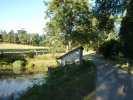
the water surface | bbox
[0,74,45,100]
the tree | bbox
[94,0,129,33]
[119,0,133,58]
[8,30,17,43]
[1,30,8,43]
[30,33,40,46]
[0,30,3,42]
[17,29,28,44]
[39,34,46,46]
[44,0,97,51]
[95,0,133,58]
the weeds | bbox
[20,60,96,100]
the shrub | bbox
[26,50,35,58]
[35,54,60,60]
[47,60,94,87]
[99,39,119,59]
[12,60,26,74]
[82,59,95,69]
[0,51,4,58]
[26,63,35,71]
[119,6,133,58]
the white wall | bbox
[61,49,81,65]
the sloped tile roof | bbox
[58,46,84,59]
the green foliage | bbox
[0,29,45,46]
[8,30,17,43]
[25,50,35,58]
[82,59,95,69]
[26,63,35,71]
[95,0,128,32]
[0,54,57,76]
[95,0,128,15]
[47,60,94,87]
[12,60,26,73]
[0,34,2,42]
[119,0,133,58]
[95,0,133,59]
[0,51,4,58]
[97,13,115,32]
[99,39,119,59]
[44,0,98,50]
[35,54,60,60]
[20,60,96,100]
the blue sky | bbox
[0,0,47,34]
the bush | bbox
[119,16,133,58]
[26,50,35,58]
[99,39,119,59]
[82,59,95,69]
[12,60,26,73]
[0,51,4,58]
[47,60,94,87]
[26,63,35,71]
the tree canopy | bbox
[95,0,133,58]
[0,29,45,46]
[44,0,98,51]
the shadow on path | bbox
[84,54,133,100]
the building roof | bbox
[58,46,84,59]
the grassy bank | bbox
[20,60,96,100]
[0,54,59,78]
[96,54,133,74]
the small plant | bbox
[12,60,26,74]
[26,50,35,58]
[26,63,35,71]
[0,51,4,58]
[99,39,119,59]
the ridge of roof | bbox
[58,46,84,59]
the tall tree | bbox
[1,30,8,43]
[8,30,17,43]
[30,33,40,46]
[17,29,28,44]
[119,0,133,58]
[95,0,128,32]
[95,0,133,58]
[0,30,3,42]
[45,0,97,51]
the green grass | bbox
[34,53,63,60]
[96,54,133,74]
[0,43,49,57]
[0,54,59,78]
[19,60,96,100]
[0,43,47,49]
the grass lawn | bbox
[0,43,47,49]
[20,60,96,100]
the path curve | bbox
[86,55,133,100]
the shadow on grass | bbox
[19,60,96,100]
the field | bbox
[0,43,49,57]
[0,43,47,49]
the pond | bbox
[0,73,46,100]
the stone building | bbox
[58,46,84,65]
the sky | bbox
[0,0,47,35]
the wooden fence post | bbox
[48,67,53,88]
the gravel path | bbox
[86,55,133,100]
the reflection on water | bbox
[0,74,45,100]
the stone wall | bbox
[61,49,81,65]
